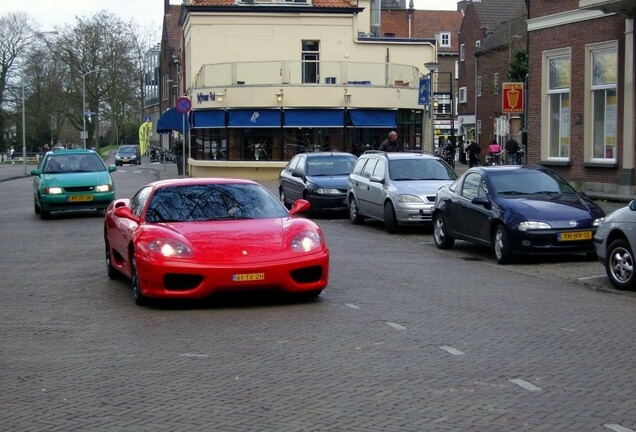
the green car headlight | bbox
[96,185,112,192]
[45,187,63,195]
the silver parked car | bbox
[347,151,457,233]
[594,200,636,290]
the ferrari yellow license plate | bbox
[68,195,94,202]
[558,231,592,241]
[233,273,265,282]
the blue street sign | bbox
[418,76,431,105]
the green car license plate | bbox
[558,231,592,241]
[68,195,94,202]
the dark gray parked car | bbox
[347,151,457,233]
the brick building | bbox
[527,0,635,194]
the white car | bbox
[594,200,636,290]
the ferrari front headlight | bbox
[145,239,193,258]
[291,231,323,252]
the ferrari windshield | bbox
[489,169,577,195]
[145,183,289,222]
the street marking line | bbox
[385,322,407,330]
[345,303,361,309]
[578,274,608,281]
[179,353,209,358]
[605,425,635,432]
[509,378,543,392]
[439,346,465,356]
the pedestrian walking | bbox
[466,140,481,168]
[505,138,520,165]
[10,146,15,165]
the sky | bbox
[0,0,458,37]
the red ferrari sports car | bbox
[104,178,329,305]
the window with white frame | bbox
[460,44,465,61]
[439,32,451,48]
[493,72,499,94]
[477,119,482,134]
[589,44,618,160]
[546,53,571,159]
[477,76,482,97]
[475,40,481,48]
[459,86,467,103]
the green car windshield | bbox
[43,153,106,173]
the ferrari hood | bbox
[167,218,289,260]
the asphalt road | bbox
[1,165,635,431]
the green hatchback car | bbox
[31,149,116,219]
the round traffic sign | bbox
[176,96,192,114]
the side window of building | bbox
[460,44,465,61]
[587,43,618,161]
[543,49,571,159]
[459,86,467,103]
[477,76,482,97]
[493,72,499,94]
[302,40,320,84]
[439,32,451,48]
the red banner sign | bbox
[502,82,524,114]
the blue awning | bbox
[228,109,281,128]
[349,109,397,128]
[156,107,189,134]
[191,110,226,128]
[284,109,344,128]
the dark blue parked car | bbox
[432,165,606,264]
[279,152,357,213]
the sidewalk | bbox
[2,158,633,203]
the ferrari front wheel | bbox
[105,238,120,279]
[131,253,150,306]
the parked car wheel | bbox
[605,238,635,290]
[433,213,455,249]
[493,224,512,264]
[349,196,364,224]
[34,198,41,215]
[384,202,398,234]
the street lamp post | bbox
[424,62,440,153]
[82,68,104,149]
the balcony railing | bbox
[194,60,421,89]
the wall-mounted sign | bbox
[502,82,524,114]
